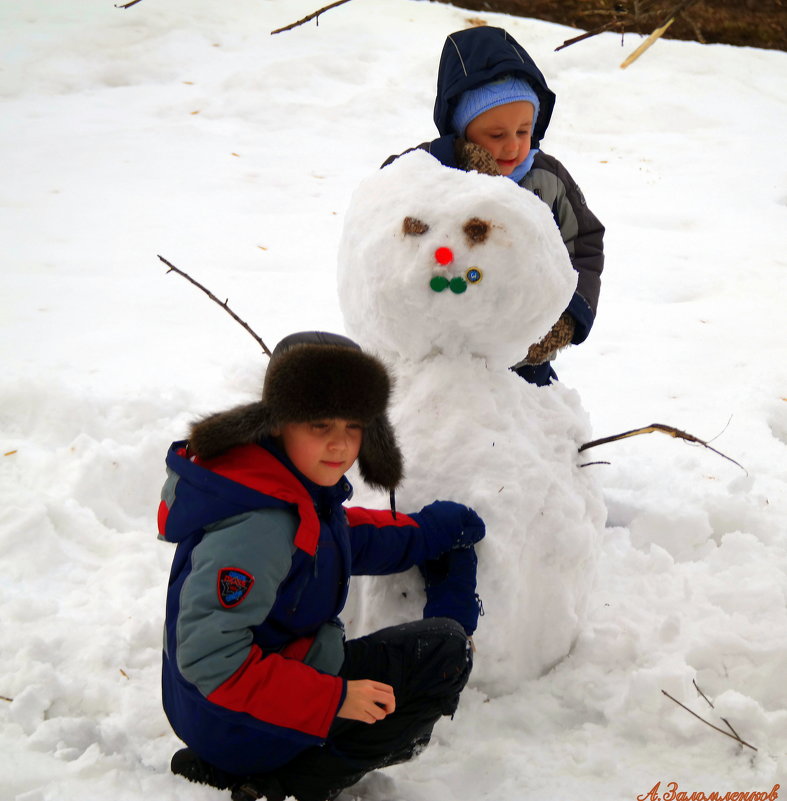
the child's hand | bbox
[337,680,396,724]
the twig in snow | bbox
[693,680,715,708]
[556,0,698,61]
[0,695,12,702]
[158,255,272,357]
[115,0,144,8]
[662,689,757,751]
[620,0,699,68]
[271,0,354,35]
[705,415,734,446]
[556,20,621,52]
[693,680,746,743]
[620,15,676,68]
[578,423,746,474]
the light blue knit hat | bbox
[452,76,540,137]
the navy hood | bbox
[433,27,556,149]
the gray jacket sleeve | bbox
[523,151,604,341]
[175,509,297,696]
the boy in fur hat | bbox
[385,26,605,386]
[158,331,485,801]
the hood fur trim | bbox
[189,401,274,463]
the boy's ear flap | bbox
[357,413,404,492]
[188,401,275,461]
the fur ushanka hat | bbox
[188,331,403,492]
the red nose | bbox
[435,247,453,266]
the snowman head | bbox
[337,150,577,369]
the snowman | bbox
[337,150,605,694]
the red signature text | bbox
[638,782,780,801]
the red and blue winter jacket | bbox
[158,438,465,775]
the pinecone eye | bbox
[403,216,429,235]
[463,217,490,245]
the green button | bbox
[430,276,450,292]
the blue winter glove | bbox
[420,546,483,636]
[411,500,485,559]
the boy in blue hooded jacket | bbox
[158,331,484,801]
[386,26,605,386]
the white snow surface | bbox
[1,1,786,800]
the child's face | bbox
[275,418,363,486]
[464,101,535,176]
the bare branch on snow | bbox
[555,0,700,68]
[662,689,757,752]
[693,679,747,744]
[271,0,354,35]
[578,423,746,474]
[158,255,272,357]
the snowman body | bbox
[337,151,605,692]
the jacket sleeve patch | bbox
[217,567,255,608]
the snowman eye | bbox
[463,217,490,245]
[403,216,429,236]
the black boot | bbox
[171,749,287,800]
[231,775,287,801]
[170,748,238,789]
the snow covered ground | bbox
[1,1,786,799]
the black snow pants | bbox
[275,617,473,801]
